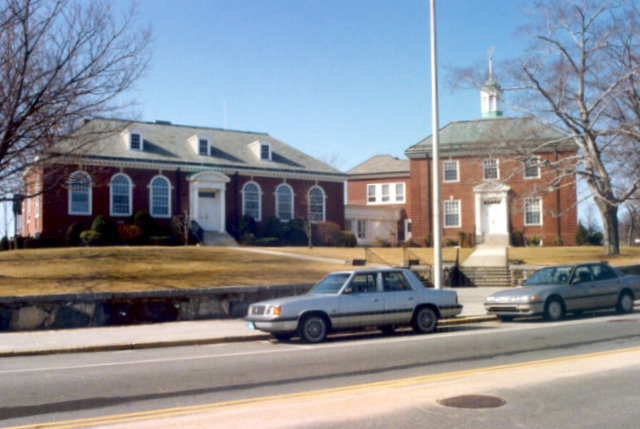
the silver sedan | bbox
[245,268,463,343]
[485,262,640,321]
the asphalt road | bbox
[2,310,640,428]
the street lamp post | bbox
[430,0,442,289]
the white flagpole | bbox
[430,0,442,289]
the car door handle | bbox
[372,298,380,303]
[408,297,415,301]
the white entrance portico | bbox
[473,181,510,245]
[187,171,230,232]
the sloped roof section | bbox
[405,117,577,158]
[53,118,344,179]
[347,155,409,176]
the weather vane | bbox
[488,46,495,80]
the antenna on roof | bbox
[487,46,495,80]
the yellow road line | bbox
[5,345,640,429]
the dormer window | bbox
[189,134,210,156]
[249,139,272,161]
[122,129,144,151]
[198,138,209,156]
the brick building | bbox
[21,119,345,242]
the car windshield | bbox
[310,273,351,294]
[524,266,573,286]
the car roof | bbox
[328,267,409,275]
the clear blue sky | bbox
[1,0,567,237]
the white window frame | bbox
[34,178,40,219]
[443,199,461,228]
[381,184,390,202]
[482,158,499,180]
[242,181,262,221]
[395,183,405,202]
[198,138,210,156]
[149,175,171,218]
[308,186,325,223]
[68,171,92,216]
[110,173,132,217]
[357,219,366,239]
[275,183,294,222]
[129,131,143,151]
[260,143,271,160]
[524,156,541,179]
[367,184,376,203]
[443,160,459,182]
[524,197,542,226]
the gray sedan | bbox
[485,262,640,321]
[245,268,463,343]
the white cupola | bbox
[480,48,503,119]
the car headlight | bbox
[265,305,282,316]
[510,295,539,303]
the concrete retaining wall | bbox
[0,284,314,332]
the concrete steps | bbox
[456,266,512,288]
[202,231,238,246]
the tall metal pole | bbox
[430,0,442,289]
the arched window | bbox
[150,176,171,218]
[276,184,293,221]
[68,171,92,215]
[309,186,325,223]
[242,182,261,221]
[110,173,132,216]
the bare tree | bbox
[0,0,151,203]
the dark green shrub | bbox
[134,210,155,240]
[255,237,279,246]
[443,237,458,247]
[553,236,564,246]
[457,231,467,248]
[0,236,8,251]
[335,231,357,247]
[170,215,188,244]
[423,234,432,247]
[575,222,589,245]
[11,235,24,249]
[262,216,284,245]
[527,234,541,246]
[284,219,308,246]
[80,230,101,246]
[511,230,525,247]
[66,223,85,246]
[238,214,257,238]
[371,236,391,247]
[91,215,118,245]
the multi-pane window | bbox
[69,171,92,215]
[261,144,270,160]
[366,183,405,204]
[130,133,142,151]
[150,176,170,217]
[381,184,390,202]
[395,183,404,202]
[110,174,132,216]
[276,184,293,221]
[524,198,542,225]
[443,160,459,182]
[242,182,261,220]
[198,139,209,156]
[483,158,499,180]
[309,186,325,222]
[443,200,461,228]
[357,220,366,239]
[524,157,540,178]
[367,185,376,203]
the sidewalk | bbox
[0,287,504,357]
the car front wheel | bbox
[412,307,438,334]
[298,315,328,343]
[544,297,565,321]
[616,291,634,314]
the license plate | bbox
[247,321,256,330]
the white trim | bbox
[524,197,543,226]
[443,159,459,182]
[110,173,133,217]
[443,199,461,228]
[366,182,406,205]
[242,181,262,221]
[68,171,92,216]
[149,175,171,218]
[275,183,294,222]
[308,185,326,223]
[187,171,230,232]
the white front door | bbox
[197,191,220,231]
[481,199,506,235]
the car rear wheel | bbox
[298,315,327,343]
[544,297,565,321]
[616,291,634,314]
[498,315,513,322]
[412,307,438,334]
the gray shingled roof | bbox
[53,118,344,178]
[347,155,409,176]
[406,117,576,158]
